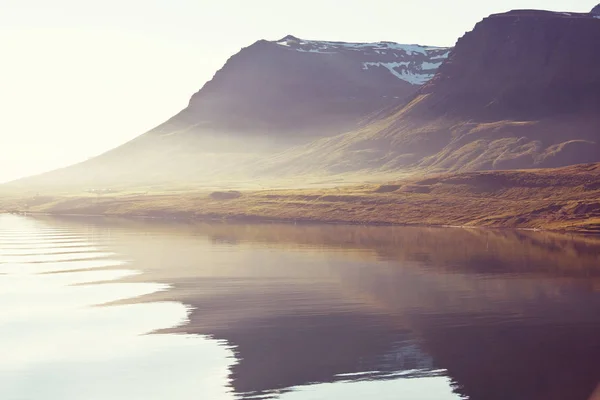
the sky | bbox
[1,0,597,183]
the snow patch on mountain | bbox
[273,36,448,56]
[395,70,435,85]
[296,48,335,54]
[431,51,451,60]
[362,62,434,85]
[272,36,451,86]
[421,61,443,70]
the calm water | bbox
[1,215,600,400]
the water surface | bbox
[1,214,599,399]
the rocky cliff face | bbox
[268,10,600,175]
[419,10,600,120]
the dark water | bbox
[1,215,600,400]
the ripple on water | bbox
[0,246,104,256]
[0,252,117,264]
[0,242,98,250]
[0,215,235,400]
[0,259,129,275]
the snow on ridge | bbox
[363,61,411,69]
[297,48,335,54]
[362,62,434,85]
[393,70,434,85]
[272,36,449,85]
[421,61,443,70]
[273,36,450,55]
[431,51,451,60]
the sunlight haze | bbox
[1,0,596,183]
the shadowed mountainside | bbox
[264,10,600,175]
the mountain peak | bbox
[278,34,301,42]
[272,35,447,55]
[490,9,596,19]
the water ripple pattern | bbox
[0,215,234,400]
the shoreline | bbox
[2,166,599,235]
[1,209,595,236]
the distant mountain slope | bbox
[9,36,449,189]
[152,35,449,145]
[265,10,600,175]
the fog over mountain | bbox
[9,36,449,188]
[7,6,600,189]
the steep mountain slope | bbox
[266,10,600,175]
[11,36,449,189]
[172,35,450,144]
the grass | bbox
[1,163,599,234]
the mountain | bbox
[174,35,450,145]
[266,10,600,175]
[11,36,449,189]
[592,4,600,15]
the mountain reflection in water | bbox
[5,216,600,400]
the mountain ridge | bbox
[262,9,600,176]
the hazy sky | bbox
[1,0,597,183]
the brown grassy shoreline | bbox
[2,164,600,234]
